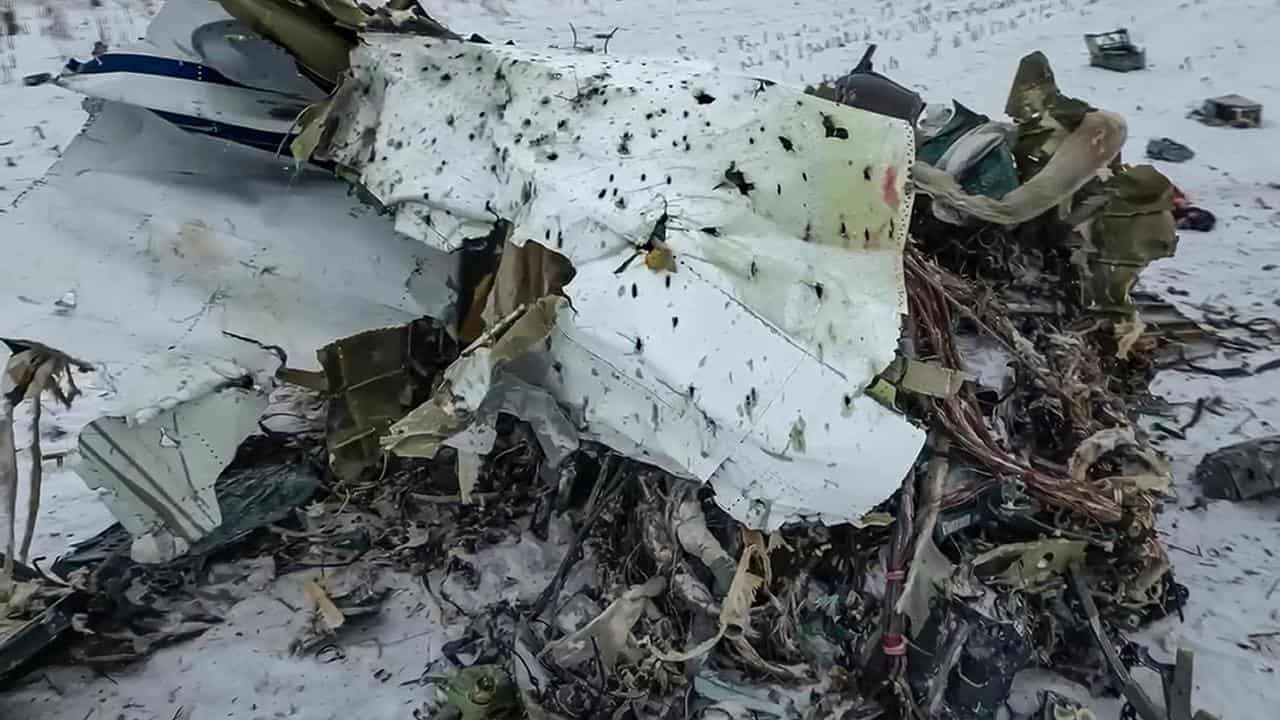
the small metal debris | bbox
[1194,435,1280,500]
[1147,137,1195,163]
[1196,94,1263,128]
[0,7,1229,718]
[1084,29,1147,72]
[53,291,76,314]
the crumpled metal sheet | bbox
[315,36,925,529]
[2,100,455,426]
[1083,164,1178,309]
[318,320,458,483]
[1,0,457,560]
[77,387,268,564]
[214,0,355,87]
[382,297,566,460]
[382,297,580,502]
[1194,435,1280,501]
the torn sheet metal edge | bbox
[54,0,325,155]
[385,298,566,460]
[2,98,456,559]
[3,101,455,424]
[323,36,924,529]
[143,0,330,98]
[442,374,581,494]
[77,387,268,564]
[56,52,308,154]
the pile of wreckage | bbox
[0,1,1244,718]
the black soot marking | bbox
[720,162,754,196]
[821,113,849,139]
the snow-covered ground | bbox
[2,0,1278,718]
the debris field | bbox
[2,1,1279,719]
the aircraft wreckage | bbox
[0,1,1228,718]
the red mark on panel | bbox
[881,166,900,209]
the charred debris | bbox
[0,3,1236,719]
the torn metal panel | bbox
[1083,165,1178,309]
[441,375,580,476]
[54,0,327,156]
[898,535,954,634]
[319,320,457,482]
[1194,435,1280,501]
[383,298,565,460]
[190,19,330,98]
[76,386,268,564]
[3,101,455,423]
[478,239,574,335]
[313,36,924,529]
[4,43,455,559]
[1004,51,1094,147]
[52,456,320,582]
[55,51,312,155]
[214,0,355,88]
